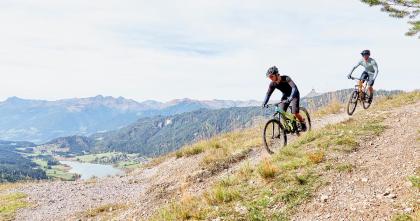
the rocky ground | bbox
[293,102,419,220]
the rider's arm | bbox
[371,59,379,80]
[349,61,361,77]
[286,76,298,100]
[263,83,275,106]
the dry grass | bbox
[336,163,354,173]
[374,90,420,110]
[143,153,174,169]
[0,183,25,192]
[313,99,343,118]
[0,192,29,221]
[151,195,208,221]
[80,203,128,220]
[307,151,325,164]
[258,159,279,179]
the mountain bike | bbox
[262,101,312,154]
[347,76,373,115]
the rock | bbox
[235,203,248,215]
[404,207,413,213]
[361,178,368,182]
[320,195,329,202]
[388,193,397,199]
[383,190,391,196]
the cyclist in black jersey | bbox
[262,66,307,131]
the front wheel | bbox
[263,119,287,154]
[347,90,358,115]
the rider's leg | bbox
[368,86,373,95]
[359,72,368,94]
[290,97,304,122]
[368,79,375,101]
[290,96,307,131]
[294,112,304,122]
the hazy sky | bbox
[0,0,418,102]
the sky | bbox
[0,0,418,102]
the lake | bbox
[60,160,123,180]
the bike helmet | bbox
[361,50,370,56]
[266,66,279,77]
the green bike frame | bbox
[274,106,297,133]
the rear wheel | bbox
[300,107,312,131]
[263,119,287,154]
[362,90,372,109]
[347,90,358,115]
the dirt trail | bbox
[13,110,351,220]
[293,102,419,220]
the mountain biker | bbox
[347,49,378,102]
[262,66,307,131]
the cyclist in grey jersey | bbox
[347,49,378,102]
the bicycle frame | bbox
[351,78,368,101]
[273,105,297,133]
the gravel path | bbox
[293,102,420,220]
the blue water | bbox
[60,161,123,180]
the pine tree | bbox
[361,0,419,38]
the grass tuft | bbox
[0,192,29,221]
[176,144,205,158]
[336,163,354,173]
[205,184,240,205]
[408,175,420,189]
[307,151,325,164]
[258,159,279,179]
[82,203,127,219]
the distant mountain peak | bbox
[6,96,24,102]
[305,89,321,98]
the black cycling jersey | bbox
[263,75,300,106]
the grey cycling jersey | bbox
[350,57,379,79]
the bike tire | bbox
[263,119,287,154]
[362,91,372,109]
[300,107,312,131]
[347,90,358,116]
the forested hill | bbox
[47,106,263,156]
[0,140,46,182]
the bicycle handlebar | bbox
[264,100,288,108]
[349,76,364,81]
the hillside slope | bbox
[45,106,263,156]
[2,92,418,221]
[45,89,401,157]
[293,99,419,220]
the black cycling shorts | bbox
[279,96,300,114]
[360,71,375,86]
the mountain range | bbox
[0,96,259,143]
